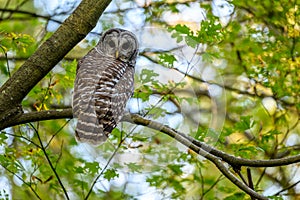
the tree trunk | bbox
[0,0,112,123]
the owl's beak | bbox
[115,50,119,59]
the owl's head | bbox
[97,28,139,65]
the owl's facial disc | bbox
[117,33,138,62]
[102,31,119,57]
[99,28,138,63]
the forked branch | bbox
[2,109,300,199]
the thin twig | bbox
[0,8,62,24]
[4,132,41,148]
[29,123,70,200]
[255,168,266,188]
[0,163,42,199]
[84,141,123,200]
[198,163,205,199]
[202,175,223,198]
[45,119,71,149]
[125,114,268,199]
[247,168,255,200]
[85,112,146,199]
[54,141,64,169]
[235,169,248,186]
[273,179,300,196]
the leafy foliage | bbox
[0,0,300,199]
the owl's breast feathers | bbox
[73,54,134,145]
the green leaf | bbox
[268,195,284,200]
[185,35,198,48]
[170,180,186,197]
[134,85,153,102]
[139,68,159,84]
[224,192,245,200]
[235,145,263,158]
[0,132,8,143]
[85,162,101,174]
[125,162,143,172]
[146,175,164,187]
[202,52,219,62]
[73,179,88,190]
[159,53,177,68]
[192,126,206,141]
[167,164,183,175]
[74,166,85,174]
[0,32,35,54]
[173,24,191,35]
[103,168,119,181]
[111,128,122,141]
[168,25,191,42]
[146,107,167,119]
[234,116,254,131]
[261,130,281,144]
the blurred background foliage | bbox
[0,0,299,199]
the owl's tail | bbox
[75,111,108,145]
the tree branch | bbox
[2,109,300,198]
[30,124,69,200]
[124,114,300,168]
[123,114,268,200]
[0,8,63,24]
[0,0,112,121]
[273,179,300,196]
[0,163,42,200]
[0,109,73,130]
[2,110,300,169]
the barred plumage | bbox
[72,28,138,145]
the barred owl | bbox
[72,28,138,145]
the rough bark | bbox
[0,0,112,123]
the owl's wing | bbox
[72,53,97,118]
[94,60,134,137]
[110,64,134,124]
[72,53,108,144]
[72,59,85,118]
[73,54,134,145]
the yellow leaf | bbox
[43,104,49,110]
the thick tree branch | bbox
[2,109,300,198]
[0,0,112,121]
[123,114,268,200]
[0,109,73,130]
[124,114,300,168]
[2,110,300,169]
